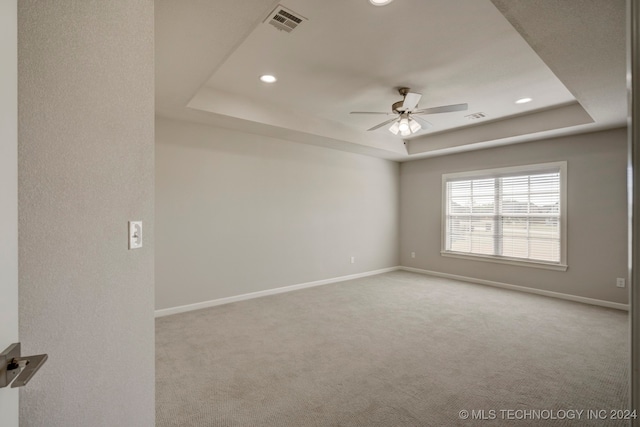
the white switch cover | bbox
[129,221,142,249]
[616,278,626,288]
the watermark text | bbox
[458,409,637,421]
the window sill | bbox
[440,251,568,271]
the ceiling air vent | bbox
[264,5,307,33]
[465,112,487,120]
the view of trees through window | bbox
[445,171,561,263]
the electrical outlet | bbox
[350,256,355,264]
[411,252,416,258]
[616,278,626,288]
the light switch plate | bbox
[129,221,142,249]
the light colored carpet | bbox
[156,271,629,426]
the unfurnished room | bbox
[152,0,629,425]
[4,0,640,426]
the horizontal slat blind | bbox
[445,169,561,264]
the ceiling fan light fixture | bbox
[352,87,467,136]
[388,120,400,135]
[398,117,410,133]
[369,0,394,5]
[389,116,421,136]
[409,118,421,133]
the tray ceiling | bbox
[156,0,626,161]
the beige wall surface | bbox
[400,127,628,304]
[18,2,155,426]
[0,1,18,425]
[155,117,399,310]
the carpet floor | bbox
[156,271,629,426]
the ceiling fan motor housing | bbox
[392,100,405,113]
[393,87,414,113]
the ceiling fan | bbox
[350,88,468,137]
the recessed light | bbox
[369,0,394,6]
[260,74,277,83]
[515,97,532,104]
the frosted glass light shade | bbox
[389,116,422,136]
[398,118,410,132]
[389,121,400,135]
[409,118,421,133]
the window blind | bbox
[444,167,562,264]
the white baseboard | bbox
[155,265,629,317]
[400,266,629,311]
[155,266,401,318]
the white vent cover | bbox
[465,112,487,120]
[264,4,307,33]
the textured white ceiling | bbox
[155,0,278,112]
[491,0,626,126]
[155,0,626,161]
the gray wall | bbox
[156,117,399,310]
[18,2,155,426]
[0,1,18,425]
[400,127,628,304]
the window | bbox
[442,162,567,271]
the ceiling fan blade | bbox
[411,115,433,130]
[413,103,468,115]
[402,92,422,111]
[367,116,399,131]
[350,111,394,115]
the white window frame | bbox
[441,161,568,271]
